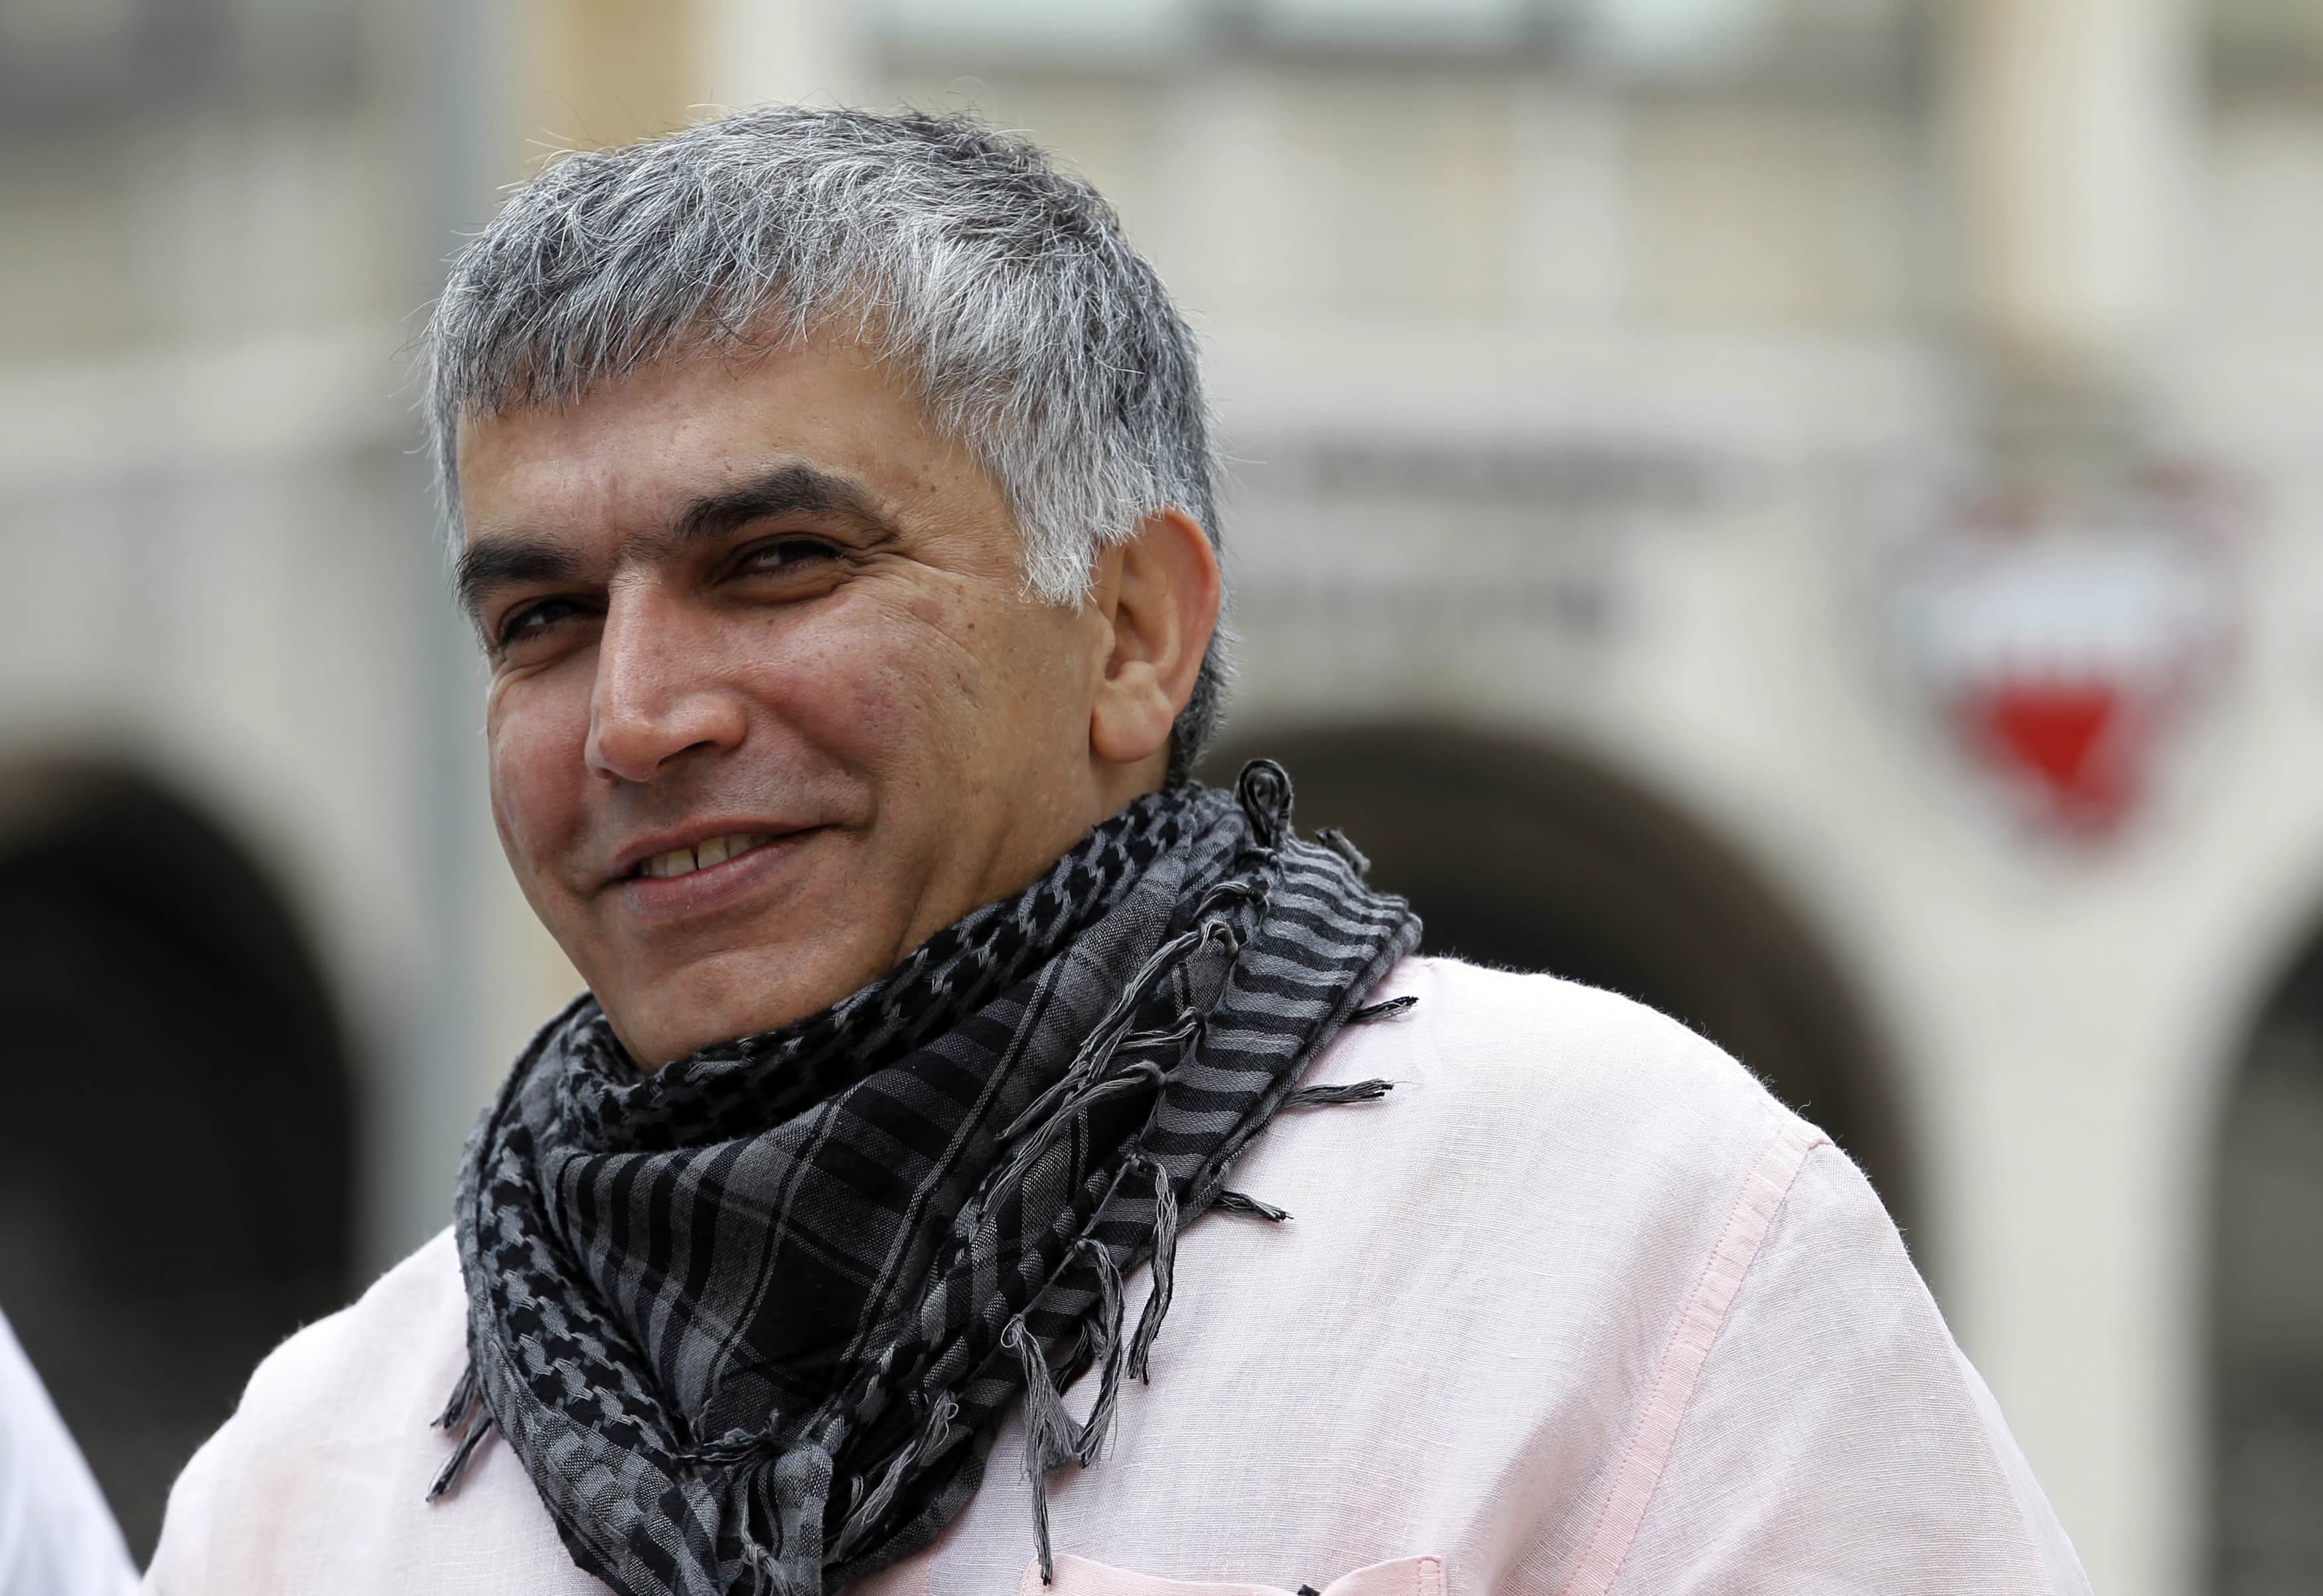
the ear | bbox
[1088,506,1222,771]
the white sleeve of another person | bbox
[0,1306,137,1596]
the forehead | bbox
[453,338,961,540]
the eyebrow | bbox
[454,463,895,623]
[452,537,583,622]
[672,463,889,545]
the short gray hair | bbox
[424,106,1229,777]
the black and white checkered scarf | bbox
[435,764,1420,1596]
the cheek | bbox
[747,594,994,762]
[486,674,593,873]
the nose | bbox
[584,583,747,784]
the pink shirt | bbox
[146,958,2089,1595]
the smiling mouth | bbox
[631,833,779,880]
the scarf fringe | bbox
[1282,1078,1396,1109]
[1313,826,1370,875]
[1071,1236,1128,1467]
[433,1361,477,1431]
[998,1060,1165,1195]
[832,1392,960,1560]
[426,1359,495,1501]
[999,903,1244,1157]
[427,1407,495,1502]
[1002,1318,1077,1584]
[1125,1158,1180,1384]
[1236,761,1292,848]
[1211,1188,1290,1222]
[682,1427,783,1469]
[743,1544,792,1596]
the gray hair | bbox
[424,105,1229,777]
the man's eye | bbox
[498,598,586,648]
[737,537,838,575]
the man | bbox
[147,108,2088,1595]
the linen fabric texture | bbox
[440,766,1420,1596]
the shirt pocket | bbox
[1022,1554,1446,1596]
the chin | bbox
[618,942,885,1066]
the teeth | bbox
[638,834,769,881]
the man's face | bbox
[457,338,1154,1066]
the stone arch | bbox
[0,761,356,1559]
[1207,721,1915,1234]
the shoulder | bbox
[225,1228,469,1429]
[1614,1139,2092,1593]
[1376,954,1812,1172]
[1294,956,1833,1327]
[145,1230,535,1592]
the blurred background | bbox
[0,0,2318,1589]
